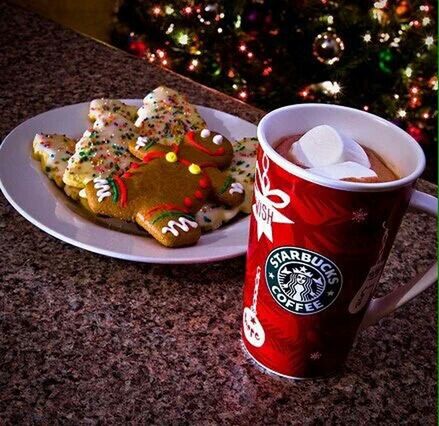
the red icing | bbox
[130,162,140,169]
[199,162,216,169]
[122,172,132,178]
[113,175,127,207]
[183,197,193,208]
[199,177,210,189]
[194,190,204,200]
[185,131,226,157]
[179,158,191,167]
[143,151,166,163]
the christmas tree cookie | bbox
[63,112,139,188]
[134,86,206,146]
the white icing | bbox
[79,188,87,198]
[212,134,223,145]
[229,182,244,194]
[83,130,92,138]
[94,178,111,202]
[63,112,136,188]
[161,217,198,237]
[200,129,211,138]
[32,133,76,187]
[136,136,149,150]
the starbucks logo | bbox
[265,247,343,315]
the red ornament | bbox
[395,0,412,20]
[128,39,147,57]
[407,123,428,144]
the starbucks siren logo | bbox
[265,247,343,315]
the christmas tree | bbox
[112,0,437,180]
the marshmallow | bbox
[308,161,378,180]
[289,125,370,168]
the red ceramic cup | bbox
[242,104,437,379]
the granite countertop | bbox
[0,2,437,424]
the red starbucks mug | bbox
[242,104,437,379]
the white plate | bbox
[0,100,257,264]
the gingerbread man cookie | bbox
[85,129,245,247]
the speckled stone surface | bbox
[0,2,437,424]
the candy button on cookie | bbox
[189,163,201,174]
[166,152,178,163]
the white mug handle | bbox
[360,190,437,329]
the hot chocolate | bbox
[275,126,398,183]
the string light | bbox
[165,5,174,15]
[379,32,390,42]
[166,24,174,34]
[363,33,372,43]
[239,44,247,52]
[247,52,254,59]
[238,90,248,100]
[262,66,273,76]
[187,59,199,71]
[156,49,166,59]
[217,28,223,34]
[363,105,369,111]
[422,17,431,26]
[177,32,189,45]
[390,37,400,47]
[152,6,161,16]
[405,67,413,77]
[397,109,407,118]
[183,6,192,15]
[374,0,387,9]
[409,86,419,95]
[321,81,341,95]
[424,36,434,47]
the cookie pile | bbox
[32,86,257,247]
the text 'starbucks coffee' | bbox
[242,104,437,379]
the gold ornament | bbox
[312,31,345,65]
[395,0,412,21]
